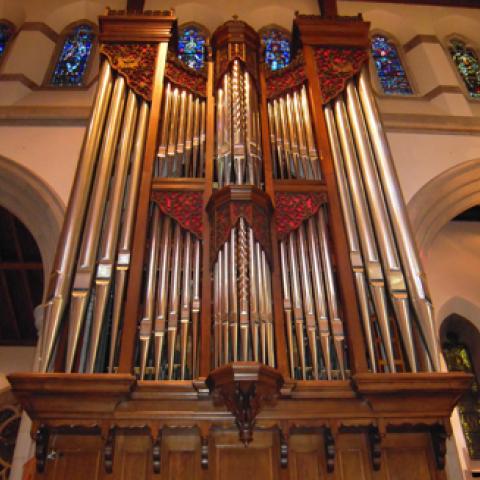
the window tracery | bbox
[443,332,480,459]
[51,23,95,86]
[178,24,207,71]
[449,38,480,98]
[371,34,412,95]
[260,27,291,71]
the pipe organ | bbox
[9,8,471,480]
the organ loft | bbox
[7,0,472,478]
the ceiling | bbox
[0,206,43,346]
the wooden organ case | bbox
[8,7,472,480]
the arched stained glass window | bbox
[443,332,480,459]
[178,25,206,71]
[260,28,291,71]
[51,23,95,86]
[371,34,412,95]
[0,22,13,59]
[449,39,480,98]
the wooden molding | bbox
[293,15,370,48]
[343,0,480,8]
[99,12,176,43]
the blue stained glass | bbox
[51,24,94,86]
[261,29,290,71]
[178,26,206,70]
[0,23,13,59]
[371,35,412,95]
[450,39,480,98]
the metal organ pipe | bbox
[135,81,206,379]
[357,68,440,371]
[267,85,348,379]
[40,61,113,372]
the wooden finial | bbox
[126,0,145,14]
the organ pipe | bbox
[40,61,113,372]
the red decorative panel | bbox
[165,52,207,97]
[275,192,327,240]
[100,43,157,101]
[265,53,307,100]
[314,46,369,104]
[151,191,203,238]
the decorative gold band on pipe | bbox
[40,61,113,372]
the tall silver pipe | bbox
[108,100,149,373]
[66,74,126,373]
[40,61,113,372]
[191,238,201,376]
[358,68,439,370]
[324,104,376,372]
[248,228,260,362]
[86,89,139,373]
[332,98,395,372]
[180,231,192,379]
[345,81,417,372]
[154,216,172,379]
[317,208,346,379]
[296,225,318,379]
[238,218,250,361]
[280,240,295,377]
[229,228,239,361]
[139,206,161,380]
[157,83,172,176]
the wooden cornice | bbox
[342,0,480,8]
[7,371,472,429]
[99,11,176,43]
[293,14,370,48]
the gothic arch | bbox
[407,157,480,257]
[0,155,64,295]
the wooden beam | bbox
[126,0,145,13]
[0,262,43,271]
[318,0,338,17]
[343,0,480,7]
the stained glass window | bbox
[371,35,412,95]
[51,24,94,86]
[261,29,291,71]
[178,26,206,71]
[449,39,480,98]
[443,333,480,459]
[0,23,13,59]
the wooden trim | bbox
[0,73,39,89]
[404,34,440,53]
[151,177,205,191]
[273,179,327,192]
[302,42,368,374]
[343,0,480,7]
[199,51,215,378]
[99,13,176,43]
[118,41,172,373]
[20,22,59,43]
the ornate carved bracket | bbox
[324,427,336,473]
[431,424,447,470]
[207,186,273,266]
[206,362,284,444]
[35,425,49,473]
[201,436,209,469]
[279,430,289,468]
[152,430,162,474]
[103,427,116,473]
[368,425,381,471]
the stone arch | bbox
[407,157,480,258]
[0,155,64,296]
